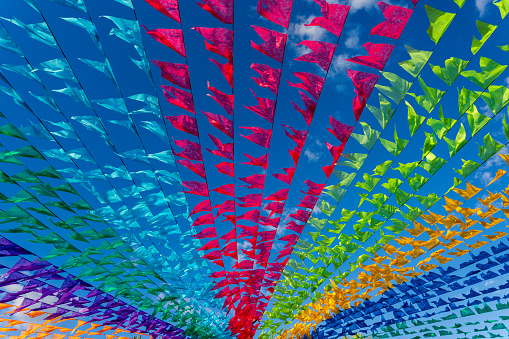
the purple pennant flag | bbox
[8,258,50,274]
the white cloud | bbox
[350,0,379,13]
[304,149,322,162]
[476,0,491,16]
[505,76,509,86]
[344,27,361,49]
[329,53,352,77]
[479,104,494,118]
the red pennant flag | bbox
[173,139,203,161]
[203,250,222,260]
[273,167,295,185]
[257,0,293,29]
[251,26,287,63]
[292,91,316,126]
[279,234,299,248]
[182,181,208,196]
[207,134,234,160]
[203,112,233,138]
[190,200,212,216]
[259,216,280,228]
[166,115,199,136]
[328,116,353,143]
[237,193,263,207]
[295,40,336,71]
[301,180,325,196]
[197,0,233,24]
[245,90,276,123]
[347,70,379,120]
[161,85,194,113]
[142,26,185,57]
[237,210,260,223]
[212,258,225,267]
[264,202,284,216]
[276,247,293,260]
[212,184,235,196]
[289,146,302,166]
[323,164,334,178]
[177,159,206,178]
[145,0,180,23]
[238,225,258,237]
[198,239,220,251]
[239,174,265,189]
[287,72,325,101]
[347,42,394,71]
[152,60,190,89]
[220,228,237,242]
[242,153,269,169]
[211,59,233,87]
[194,27,233,62]
[216,162,234,177]
[222,242,238,259]
[214,200,235,217]
[192,227,218,239]
[326,141,344,163]
[289,209,311,222]
[265,188,289,201]
[371,2,412,40]
[286,221,305,233]
[283,125,307,149]
[240,126,272,148]
[297,195,319,209]
[251,64,281,95]
[259,230,277,241]
[207,82,234,115]
[305,0,349,37]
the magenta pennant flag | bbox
[287,72,325,101]
[173,139,203,161]
[288,146,302,166]
[279,234,299,248]
[216,161,234,177]
[182,180,209,196]
[152,60,191,89]
[161,85,195,113]
[251,63,281,95]
[305,0,349,37]
[212,183,235,196]
[192,227,218,239]
[166,115,199,136]
[207,82,234,115]
[259,230,277,241]
[214,200,235,217]
[265,188,289,202]
[193,213,215,226]
[197,0,233,24]
[239,174,265,189]
[371,2,412,39]
[259,216,280,228]
[297,195,319,209]
[190,200,212,216]
[295,40,336,71]
[327,116,353,144]
[322,163,334,178]
[203,111,234,138]
[245,91,276,123]
[326,141,344,163]
[219,228,237,242]
[257,0,293,29]
[198,239,220,251]
[264,202,284,216]
[240,126,272,148]
[273,167,295,185]
[237,193,263,207]
[276,247,293,260]
[211,59,234,87]
[347,70,379,121]
[251,26,287,63]
[291,91,316,126]
[301,179,325,196]
[242,153,269,169]
[194,27,233,62]
[237,210,261,223]
[145,0,181,22]
[289,209,311,223]
[207,134,234,160]
[346,42,394,71]
[283,125,307,149]
[177,159,206,178]
[286,220,305,233]
[142,26,186,57]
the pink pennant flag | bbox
[193,27,233,62]
[237,193,263,207]
[282,125,307,149]
[152,60,191,89]
[216,162,234,177]
[212,184,235,196]
[289,209,311,222]
[211,59,233,87]
[145,0,180,22]
[142,26,185,57]
[291,91,316,126]
[203,111,233,138]
[237,210,261,223]
[276,247,293,260]
[190,200,212,216]
[260,216,280,228]
[259,230,277,241]
[322,163,334,178]
[193,213,215,226]
[288,146,302,166]
[295,40,336,71]
[265,188,289,201]
[297,195,319,209]
[286,220,304,233]
[207,82,234,115]
[346,42,394,71]
[371,2,412,40]
[182,180,208,196]
[206,134,233,160]
[327,116,353,143]
[242,153,269,169]
[214,200,235,217]
[279,234,299,248]
[220,228,237,242]
[245,90,276,123]
[239,174,265,189]
[287,72,325,101]
[326,141,344,163]
[251,26,287,63]
[240,126,272,148]
[192,227,217,239]
[198,239,220,251]
[273,167,295,185]
[251,63,281,95]
[234,260,255,270]
[177,159,206,178]
[347,70,379,121]
[166,115,199,136]
[305,0,349,37]
[173,139,203,161]
[257,0,293,29]
[161,85,195,113]
[301,180,325,196]
[264,202,284,216]
[197,0,233,24]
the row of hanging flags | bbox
[0,0,508,337]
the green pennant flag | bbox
[425,5,456,44]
